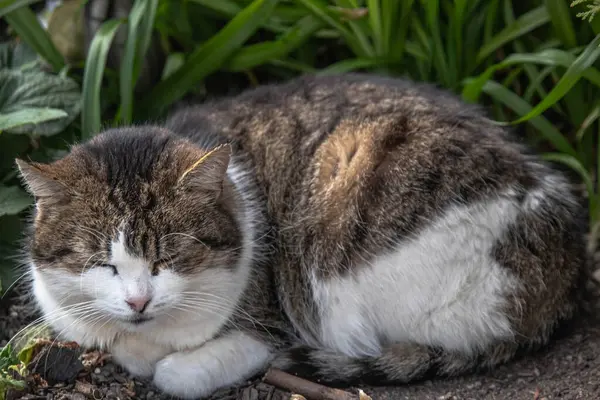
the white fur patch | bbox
[311,193,523,358]
[153,331,272,399]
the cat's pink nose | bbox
[125,296,151,313]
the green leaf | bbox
[119,0,159,124]
[366,0,383,55]
[187,0,242,16]
[81,19,125,139]
[161,53,185,80]
[227,15,323,72]
[4,6,64,71]
[141,0,280,117]
[545,0,577,47]
[0,185,31,217]
[0,108,67,131]
[472,79,577,157]
[511,33,600,124]
[294,0,368,57]
[0,70,80,136]
[476,6,550,65]
[462,48,600,103]
[542,152,596,219]
[319,57,379,74]
[0,0,41,18]
[0,41,39,71]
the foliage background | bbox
[0,0,600,293]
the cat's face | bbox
[17,127,247,334]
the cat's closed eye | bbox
[101,263,118,275]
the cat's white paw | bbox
[153,352,212,399]
[110,334,172,378]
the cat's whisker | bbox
[0,267,32,300]
[3,301,98,349]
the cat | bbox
[17,73,590,399]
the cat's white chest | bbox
[310,195,522,358]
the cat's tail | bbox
[271,341,530,386]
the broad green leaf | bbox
[81,19,125,139]
[476,6,550,65]
[0,70,80,136]
[227,15,323,72]
[4,6,64,71]
[141,0,280,117]
[0,41,39,71]
[0,108,67,131]
[0,185,31,217]
[512,33,600,124]
[0,0,41,18]
[473,79,576,157]
[119,0,159,124]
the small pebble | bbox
[94,368,101,374]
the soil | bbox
[2,292,600,400]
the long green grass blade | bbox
[511,33,600,125]
[319,58,379,74]
[476,6,549,65]
[141,0,280,117]
[4,6,64,71]
[119,0,158,124]
[575,102,600,142]
[386,0,413,63]
[462,48,600,102]
[523,65,555,102]
[473,79,576,157]
[187,0,241,16]
[542,152,596,219]
[331,0,374,57]
[227,15,323,72]
[545,0,577,47]
[0,0,41,18]
[81,19,124,139]
[295,0,368,57]
[366,0,383,55]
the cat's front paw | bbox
[110,334,172,378]
[153,352,213,399]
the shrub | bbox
[1,0,600,292]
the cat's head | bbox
[17,127,252,336]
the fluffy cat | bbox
[17,74,589,399]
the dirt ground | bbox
[2,291,600,400]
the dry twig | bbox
[263,368,368,400]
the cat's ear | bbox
[15,159,68,202]
[177,144,231,194]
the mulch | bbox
[3,287,600,400]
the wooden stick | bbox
[263,368,358,400]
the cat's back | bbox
[167,73,588,377]
[166,73,520,213]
